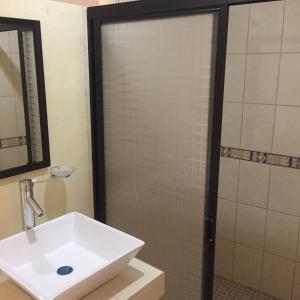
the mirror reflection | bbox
[0,27,43,171]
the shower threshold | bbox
[213,276,280,300]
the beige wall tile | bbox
[244,54,280,104]
[221,102,243,148]
[0,148,20,170]
[269,166,300,216]
[278,54,300,106]
[15,96,26,136]
[0,52,13,97]
[265,211,299,260]
[236,203,266,250]
[0,97,18,139]
[241,104,275,152]
[216,198,237,241]
[233,244,263,290]
[261,254,294,300]
[297,241,300,262]
[292,263,300,300]
[248,2,284,53]
[227,5,250,54]
[238,160,270,208]
[273,106,300,157]
[224,55,246,102]
[283,0,300,52]
[11,53,22,96]
[8,31,19,54]
[214,238,234,280]
[0,31,10,53]
[18,145,28,166]
[218,157,239,201]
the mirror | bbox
[0,17,50,179]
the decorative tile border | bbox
[0,136,27,149]
[221,146,300,170]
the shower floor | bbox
[213,276,279,300]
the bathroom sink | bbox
[0,212,144,300]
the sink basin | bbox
[0,212,144,300]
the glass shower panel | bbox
[101,13,218,300]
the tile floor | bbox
[213,276,279,300]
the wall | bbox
[0,30,27,170]
[54,0,99,5]
[0,0,93,280]
[215,1,300,300]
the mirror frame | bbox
[0,17,50,179]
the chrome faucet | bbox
[19,179,46,230]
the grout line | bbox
[225,101,300,108]
[219,196,300,219]
[217,237,299,266]
[228,51,300,55]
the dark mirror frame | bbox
[0,17,50,180]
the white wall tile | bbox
[273,106,300,157]
[278,54,300,106]
[221,102,243,148]
[238,160,270,208]
[227,5,250,54]
[224,54,246,102]
[248,2,284,53]
[0,97,18,139]
[241,104,275,152]
[214,238,234,280]
[265,211,299,259]
[282,0,300,52]
[233,244,263,290]
[261,254,294,300]
[244,54,280,104]
[269,166,300,216]
[216,198,237,241]
[236,203,266,250]
[218,157,239,201]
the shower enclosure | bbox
[88,0,279,299]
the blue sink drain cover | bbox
[57,266,73,276]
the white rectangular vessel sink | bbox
[0,212,144,300]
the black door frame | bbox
[87,1,280,299]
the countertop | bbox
[0,259,165,300]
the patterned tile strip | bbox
[221,146,300,169]
[0,136,27,149]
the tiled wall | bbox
[215,1,300,300]
[0,30,28,170]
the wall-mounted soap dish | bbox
[49,165,75,178]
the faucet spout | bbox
[19,179,46,230]
[26,196,44,218]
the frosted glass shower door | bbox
[101,13,219,300]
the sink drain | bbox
[57,266,73,276]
